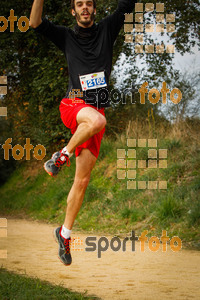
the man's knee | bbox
[74,176,90,191]
[90,114,106,135]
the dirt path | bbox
[0,217,200,299]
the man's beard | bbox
[75,11,95,26]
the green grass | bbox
[0,266,98,299]
[156,192,184,220]
[0,128,200,249]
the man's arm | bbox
[103,0,135,44]
[30,0,44,28]
[30,0,67,53]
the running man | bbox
[30,0,134,265]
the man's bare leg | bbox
[53,110,104,266]
[63,148,97,229]
[64,107,106,154]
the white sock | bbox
[61,224,71,239]
[61,146,73,158]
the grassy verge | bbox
[0,120,200,249]
[0,266,98,299]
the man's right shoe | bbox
[54,226,72,266]
[44,151,70,177]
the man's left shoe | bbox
[44,151,70,177]
[54,226,72,266]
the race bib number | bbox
[79,71,107,91]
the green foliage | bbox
[188,193,200,226]
[98,138,114,160]
[156,192,183,221]
[120,207,146,222]
[0,266,95,299]
[163,139,181,150]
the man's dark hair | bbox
[71,0,97,10]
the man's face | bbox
[72,0,96,28]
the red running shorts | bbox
[59,97,105,159]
